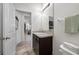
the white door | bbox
[15,10,24,45]
[3,3,16,55]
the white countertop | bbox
[33,31,53,38]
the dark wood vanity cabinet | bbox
[33,34,53,55]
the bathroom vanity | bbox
[33,31,53,55]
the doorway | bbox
[24,13,31,45]
[15,10,32,48]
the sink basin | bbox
[33,31,53,38]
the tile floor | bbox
[16,33,36,55]
[16,41,35,55]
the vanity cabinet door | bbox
[33,34,52,55]
[33,34,39,54]
[39,37,52,55]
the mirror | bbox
[41,3,54,32]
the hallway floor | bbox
[16,41,35,55]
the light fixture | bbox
[41,3,50,12]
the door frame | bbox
[0,3,3,55]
